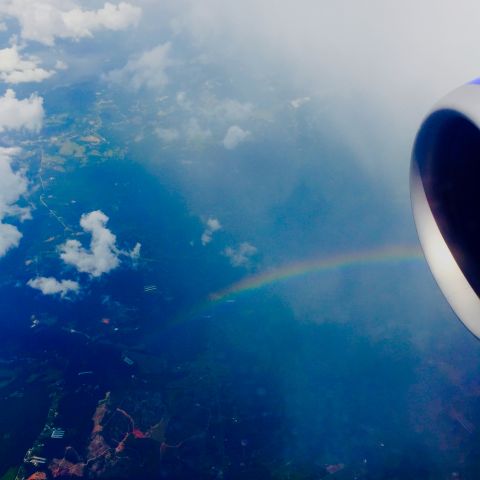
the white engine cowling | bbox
[412,81,480,338]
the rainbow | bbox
[209,244,424,303]
[168,244,425,326]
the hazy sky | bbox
[145,0,480,183]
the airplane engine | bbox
[411,80,480,338]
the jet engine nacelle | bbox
[412,80,480,338]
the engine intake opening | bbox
[414,109,480,296]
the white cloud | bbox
[60,210,120,277]
[27,276,80,298]
[0,222,22,258]
[223,125,250,150]
[155,127,179,142]
[201,217,221,246]
[224,242,257,267]
[0,1,142,46]
[207,217,221,231]
[59,210,139,277]
[0,44,55,83]
[0,147,30,258]
[105,43,171,90]
[0,89,44,132]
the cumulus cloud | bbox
[224,242,257,267]
[105,43,171,90]
[0,147,30,258]
[60,210,120,277]
[201,217,221,246]
[0,1,142,46]
[27,276,80,298]
[0,89,44,132]
[0,44,54,83]
[223,125,250,150]
[0,222,22,258]
[59,210,140,277]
